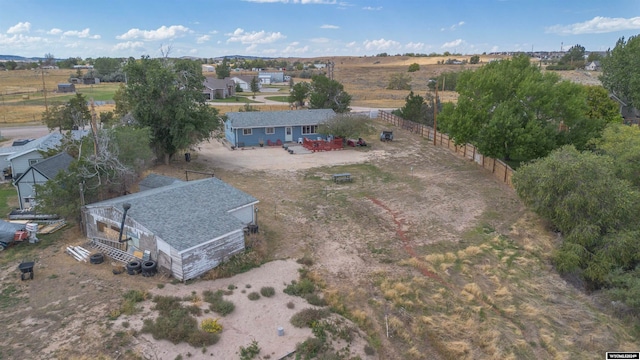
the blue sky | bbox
[0,0,639,59]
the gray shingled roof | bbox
[138,174,183,191]
[226,109,336,129]
[29,152,74,179]
[84,177,258,252]
[2,130,89,158]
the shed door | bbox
[285,127,292,142]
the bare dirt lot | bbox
[1,118,637,360]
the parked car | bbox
[380,131,393,141]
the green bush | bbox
[239,340,261,360]
[408,63,420,72]
[283,278,315,297]
[248,292,261,301]
[305,293,327,306]
[260,286,276,297]
[296,337,325,359]
[203,290,235,316]
[290,308,331,328]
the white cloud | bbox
[491,45,499,53]
[63,28,101,39]
[197,35,210,44]
[363,6,382,10]
[113,41,145,51]
[442,39,463,49]
[117,25,191,41]
[346,41,357,47]
[441,21,465,32]
[0,34,45,46]
[311,37,330,43]
[243,0,337,3]
[226,28,285,44]
[189,48,198,54]
[405,42,425,51]
[283,43,310,54]
[47,28,63,35]
[209,30,219,35]
[7,22,31,34]
[545,16,640,35]
[65,43,79,48]
[363,38,400,51]
[321,24,339,29]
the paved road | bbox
[0,125,50,143]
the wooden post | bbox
[433,84,438,146]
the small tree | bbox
[387,73,411,90]
[308,74,352,113]
[469,55,480,64]
[288,82,310,108]
[250,76,260,98]
[317,114,373,140]
[216,57,231,79]
[408,63,420,72]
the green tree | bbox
[600,35,640,110]
[289,82,310,108]
[43,53,55,67]
[586,52,603,63]
[561,44,586,68]
[386,73,411,90]
[216,57,231,79]
[94,57,123,80]
[317,114,373,140]
[513,145,640,289]
[593,123,640,188]
[122,57,220,164]
[469,55,480,64]
[584,85,623,123]
[397,91,425,122]
[250,76,260,98]
[4,60,17,70]
[308,74,352,113]
[408,63,420,72]
[439,54,586,161]
[42,93,91,131]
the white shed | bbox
[82,177,259,281]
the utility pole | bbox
[433,82,438,146]
[41,68,48,113]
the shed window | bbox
[28,159,39,166]
[265,127,275,135]
[243,128,252,136]
[302,125,317,135]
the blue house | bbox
[225,109,336,147]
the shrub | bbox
[296,256,314,266]
[408,63,420,72]
[248,292,261,301]
[203,290,235,316]
[296,337,325,359]
[260,286,276,297]
[364,344,375,355]
[201,318,223,334]
[305,293,327,307]
[290,308,331,328]
[287,301,295,309]
[283,279,315,297]
[239,340,261,360]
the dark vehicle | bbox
[380,131,393,141]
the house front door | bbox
[285,127,292,142]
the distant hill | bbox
[0,55,49,62]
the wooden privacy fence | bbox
[378,110,514,187]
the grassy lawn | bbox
[264,96,290,102]
[0,183,17,217]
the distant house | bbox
[585,61,601,71]
[202,65,215,72]
[202,77,236,100]
[225,109,336,147]
[231,75,259,92]
[13,152,74,209]
[82,177,259,281]
[610,93,640,125]
[57,83,75,93]
[82,77,100,85]
[258,71,285,83]
[0,130,88,181]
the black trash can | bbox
[185,153,191,162]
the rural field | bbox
[0,56,628,360]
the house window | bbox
[243,128,252,136]
[265,127,275,135]
[28,159,39,166]
[302,125,318,135]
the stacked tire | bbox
[141,260,157,277]
[126,260,142,275]
[90,253,104,265]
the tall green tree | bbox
[289,82,310,108]
[397,91,425,122]
[512,145,640,288]
[42,93,91,131]
[439,54,586,161]
[216,57,231,79]
[250,76,260,98]
[593,123,640,188]
[308,74,352,113]
[122,57,220,164]
[600,35,640,110]
[561,44,586,67]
